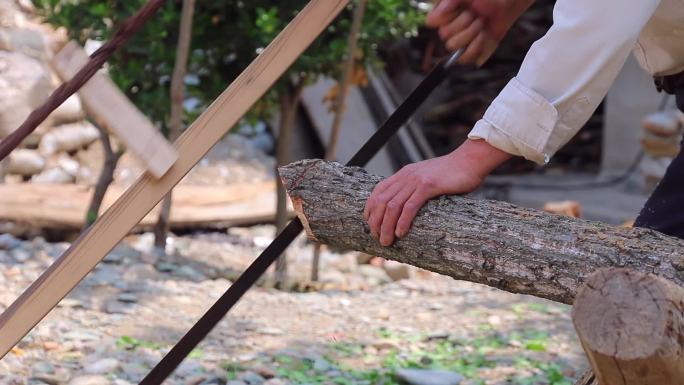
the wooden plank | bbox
[0,0,349,358]
[0,182,288,230]
[51,41,178,178]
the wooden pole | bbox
[312,0,367,281]
[154,0,196,250]
[573,268,684,385]
[279,160,684,304]
[0,0,350,358]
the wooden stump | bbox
[572,268,684,384]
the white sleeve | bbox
[468,0,661,164]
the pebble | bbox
[68,375,111,385]
[259,327,283,336]
[227,381,248,385]
[0,233,21,249]
[84,358,120,374]
[176,265,206,281]
[263,379,288,385]
[31,361,54,374]
[395,369,463,385]
[239,371,265,385]
[104,301,133,315]
[313,358,332,372]
[11,247,31,262]
[155,262,178,273]
[116,293,138,303]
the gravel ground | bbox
[0,228,588,385]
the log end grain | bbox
[573,268,684,384]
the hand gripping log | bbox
[0,0,349,358]
[139,50,466,385]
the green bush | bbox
[35,0,425,132]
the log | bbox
[0,0,349,358]
[279,160,684,305]
[572,268,684,384]
[0,182,287,231]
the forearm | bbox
[448,139,511,179]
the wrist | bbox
[448,139,512,179]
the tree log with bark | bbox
[573,268,684,384]
[279,159,684,305]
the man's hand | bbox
[364,139,511,246]
[426,0,534,64]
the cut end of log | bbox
[278,159,330,241]
[572,268,684,360]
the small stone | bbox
[104,301,133,314]
[10,247,31,262]
[373,340,400,350]
[120,361,147,381]
[112,380,133,385]
[395,369,463,385]
[239,371,265,385]
[84,358,120,374]
[425,331,450,341]
[263,379,288,385]
[199,377,224,385]
[383,260,411,281]
[358,265,391,285]
[59,298,83,308]
[31,373,69,385]
[176,359,203,377]
[155,262,178,273]
[185,375,208,385]
[116,293,138,303]
[68,375,111,385]
[0,233,21,250]
[31,361,55,374]
[32,167,75,184]
[227,381,248,385]
[253,366,277,379]
[259,327,283,336]
[176,265,206,282]
[43,341,60,351]
[312,358,332,372]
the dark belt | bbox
[655,71,684,112]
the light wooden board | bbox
[0,182,286,230]
[51,41,178,178]
[0,0,349,358]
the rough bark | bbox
[573,268,684,384]
[574,370,598,385]
[84,124,122,228]
[154,0,195,250]
[279,159,684,305]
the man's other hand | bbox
[426,0,534,65]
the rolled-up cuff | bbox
[468,77,561,165]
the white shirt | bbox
[469,0,684,164]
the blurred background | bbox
[0,0,682,384]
